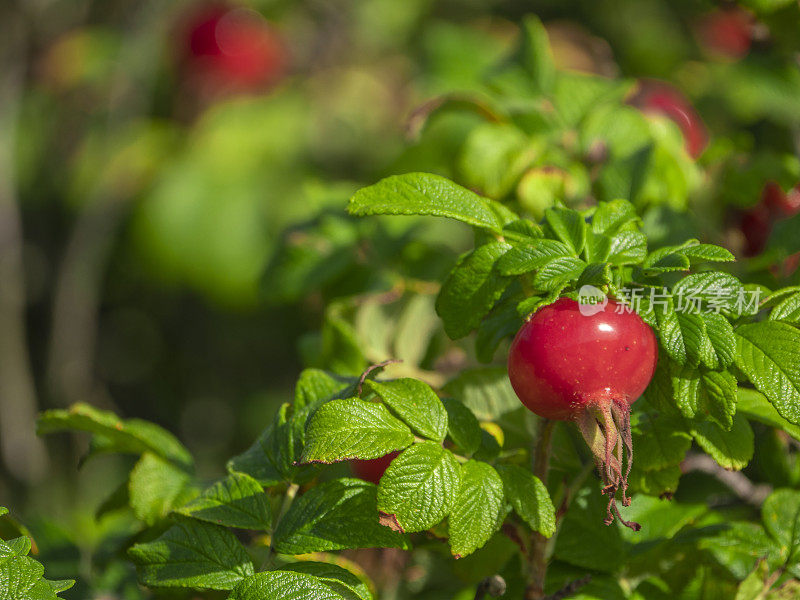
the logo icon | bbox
[577,285,608,316]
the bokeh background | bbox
[1,0,800,597]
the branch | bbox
[525,419,556,600]
[543,575,592,600]
[681,453,771,507]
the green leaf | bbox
[700,370,738,431]
[129,453,196,526]
[672,272,744,314]
[0,553,74,599]
[502,219,544,242]
[692,414,754,471]
[497,240,573,275]
[37,403,193,471]
[459,123,534,198]
[737,388,800,442]
[301,398,414,464]
[591,199,639,235]
[628,465,682,497]
[496,464,555,537]
[642,252,690,274]
[0,536,31,559]
[436,242,512,339]
[442,367,520,420]
[700,313,736,369]
[544,207,586,255]
[228,403,313,486]
[394,294,439,366]
[488,15,555,97]
[532,256,587,291]
[230,570,358,600]
[675,312,720,369]
[363,379,448,442]
[679,243,735,264]
[475,293,523,362]
[348,173,513,233]
[273,479,408,555]
[621,495,706,542]
[762,489,800,563]
[377,442,460,533]
[448,461,505,558]
[554,487,625,572]
[441,398,483,455]
[632,414,691,472]
[735,321,800,425]
[279,562,372,600]
[294,369,353,410]
[699,522,782,580]
[769,292,800,324]
[607,231,647,265]
[128,517,254,590]
[576,262,612,288]
[175,472,270,530]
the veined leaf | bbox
[37,403,193,471]
[301,398,414,464]
[449,461,505,558]
[230,570,359,600]
[364,378,447,442]
[128,453,196,526]
[129,517,254,590]
[496,464,555,537]
[544,207,586,255]
[441,398,482,455]
[497,239,573,275]
[436,242,512,339]
[735,321,800,425]
[692,413,754,471]
[348,173,514,233]
[377,442,460,533]
[273,479,408,555]
[175,472,270,530]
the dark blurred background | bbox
[1,0,799,595]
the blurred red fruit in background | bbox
[351,452,400,485]
[697,8,753,60]
[739,203,772,257]
[738,182,800,258]
[633,81,709,159]
[180,4,287,93]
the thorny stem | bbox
[526,418,555,600]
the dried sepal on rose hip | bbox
[508,297,658,530]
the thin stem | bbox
[526,418,555,600]
[263,482,300,570]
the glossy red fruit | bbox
[634,81,709,159]
[351,452,399,485]
[182,4,286,92]
[508,297,657,420]
[698,8,753,60]
[508,297,657,530]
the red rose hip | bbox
[508,297,658,529]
